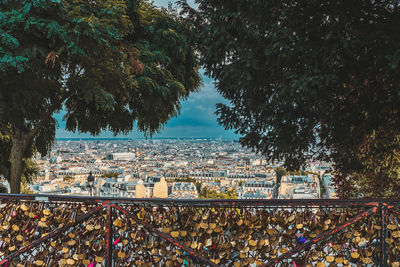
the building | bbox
[240,191,270,199]
[201,182,221,191]
[292,185,318,199]
[106,153,135,161]
[153,178,168,198]
[236,179,275,199]
[242,179,275,194]
[99,179,145,198]
[49,156,62,164]
[171,182,198,198]
[290,175,312,184]
[227,173,255,182]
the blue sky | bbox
[55,75,237,139]
[55,0,238,139]
[153,0,196,8]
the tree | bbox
[63,175,73,182]
[333,125,400,198]
[180,0,400,196]
[194,181,201,194]
[274,167,286,185]
[0,183,7,194]
[225,187,237,199]
[100,172,120,179]
[199,186,237,199]
[0,132,39,188]
[0,133,10,181]
[0,0,200,193]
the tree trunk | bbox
[9,131,27,194]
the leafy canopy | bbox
[199,187,237,199]
[335,124,400,198]
[1,0,200,142]
[180,0,400,175]
[0,0,200,193]
[1,0,132,152]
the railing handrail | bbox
[1,193,399,207]
[0,193,396,266]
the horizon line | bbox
[55,137,240,140]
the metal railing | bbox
[0,194,399,266]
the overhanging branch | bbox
[28,90,74,140]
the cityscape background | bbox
[31,139,335,200]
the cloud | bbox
[153,0,196,8]
[164,75,229,127]
[52,0,237,140]
[54,74,238,139]
[192,80,223,102]
[195,105,207,111]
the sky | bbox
[55,0,238,140]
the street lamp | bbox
[87,171,95,197]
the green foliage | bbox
[100,172,120,179]
[0,182,7,193]
[0,0,200,137]
[165,177,196,183]
[199,187,237,199]
[20,181,34,194]
[63,175,73,182]
[339,126,400,198]
[194,181,201,194]
[0,0,200,193]
[22,158,39,184]
[181,0,400,197]
[120,0,201,135]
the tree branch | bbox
[28,90,74,139]
[28,66,84,140]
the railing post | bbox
[105,201,113,267]
[380,203,388,267]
